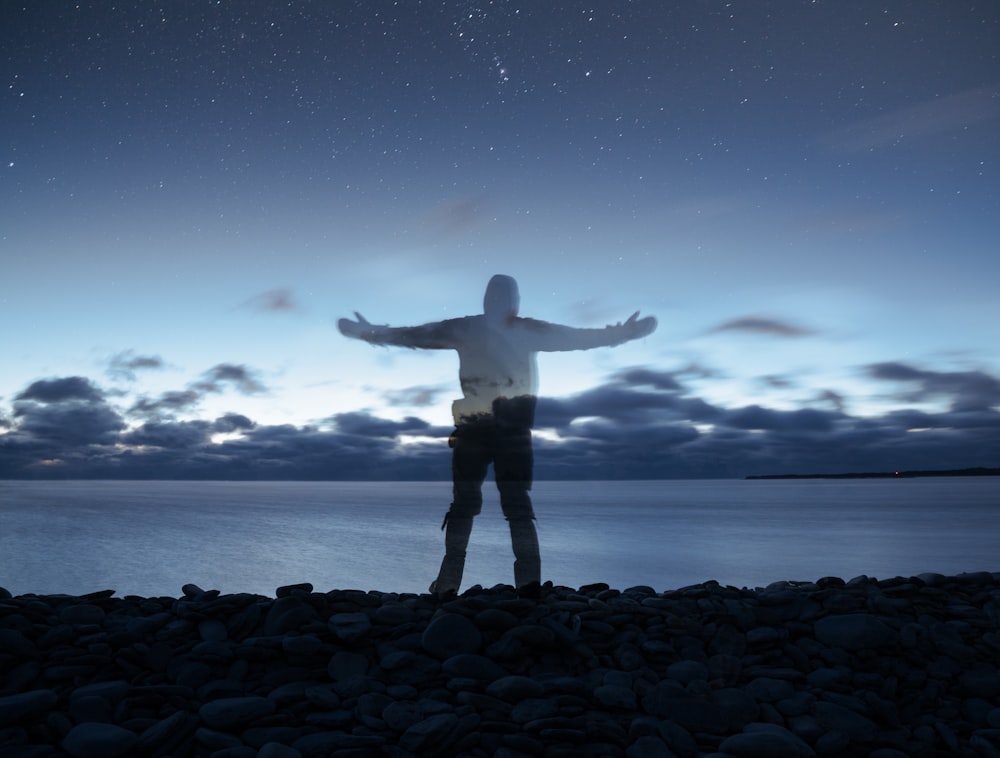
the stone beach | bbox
[2,573,1000,757]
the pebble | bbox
[0,573,999,756]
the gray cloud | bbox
[195,364,268,395]
[866,361,1000,412]
[823,86,1000,152]
[241,288,300,313]
[709,316,816,338]
[15,376,104,404]
[2,363,999,479]
[131,364,269,421]
[107,351,165,381]
[384,385,447,407]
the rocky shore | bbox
[2,573,1000,758]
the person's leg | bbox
[494,428,540,592]
[430,425,490,596]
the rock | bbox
[719,723,816,757]
[136,710,199,753]
[813,701,877,742]
[421,612,482,658]
[399,713,460,753]
[328,611,372,643]
[487,675,545,702]
[0,689,58,727]
[61,723,138,758]
[258,743,304,758]
[59,604,105,625]
[667,660,709,684]
[275,583,313,597]
[199,696,276,731]
[595,684,638,710]
[3,575,1000,756]
[626,734,673,758]
[441,653,507,681]
[814,613,895,650]
[327,650,369,681]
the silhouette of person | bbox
[338,274,656,598]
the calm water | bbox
[0,479,996,597]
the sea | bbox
[1,478,997,598]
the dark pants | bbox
[431,420,540,593]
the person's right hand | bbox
[337,312,374,340]
[619,311,657,339]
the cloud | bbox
[241,288,300,313]
[15,376,104,404]
[384,385,447,407]
[2,363,999,480]
[130,364,269,420]
[195,364,268,395]
[130,390,202,417]
[4,377,126,474]
[331,412,431,438]
[107,351,165,381]
[708,316,816,338]
[823,86,1000,152]
[866,361,1000,412]
[417,195,489,238]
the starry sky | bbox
[2,1,998,480]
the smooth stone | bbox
[258,743,303,758]
[595,684,638,710]
[399,713,460,753]
[199,696,276,730]
[0,689,59,728]
[383,700,424,731]
[626,734,673,758]
[813,701,878,742]
[745,677,795,703]
[0,628,35,659]
[421,612,482,658]
[59,604,105,625]
[327,651,369,681]
[263,597,317,635]
[667,660,709,684]
[814,613,895,650]
[70,681,129,704]
[275,583,313,597]
[198,619,228,642]
[281,634,322,655]
[375,602,416,624]
[441,653,507,681]
[511,698,562,723]
[328,611,372,643]
[61,722,138,758]
[68,695,112,724]
[136,710,199,752]
[960,669,1000,698]
[719,722,816,757]
[486,675,545,702]
[710,688,760,730]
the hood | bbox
[483,274,520,322]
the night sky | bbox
[2,2,998,479]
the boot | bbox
[429,515,473,596]
[508,517,540,591]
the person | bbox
[338,274,656,598]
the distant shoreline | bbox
[746,466,1000,480]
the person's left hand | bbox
[338,312,375,340]
[614,311,657,339]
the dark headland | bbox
[746,466,1000,480]
[3,574,1000,757]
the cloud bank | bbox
[2,359,997,480]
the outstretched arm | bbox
[524,311,657,352]
[337,312,459,349]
